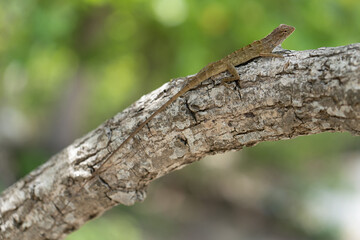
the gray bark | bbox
[1,44,359,240]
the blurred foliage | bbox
[0,0,359,239]
[66,212,141,240]
[1,0,359,129]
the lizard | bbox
[60,24,295,215]
[103,24,295,158]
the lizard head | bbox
[262,24,295,50]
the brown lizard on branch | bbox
[105,24,295,157]
[61,24,295,214]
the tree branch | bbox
[1,44,359,240]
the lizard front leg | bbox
[221,53,282,85]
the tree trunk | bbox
[0,44,359,240]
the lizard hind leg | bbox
[220,63,240,90]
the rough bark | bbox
[1,44,359,240]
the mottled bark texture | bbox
[1,44,359,240]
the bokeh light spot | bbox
[152,0,188,27]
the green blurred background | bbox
[0,0,359,239]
